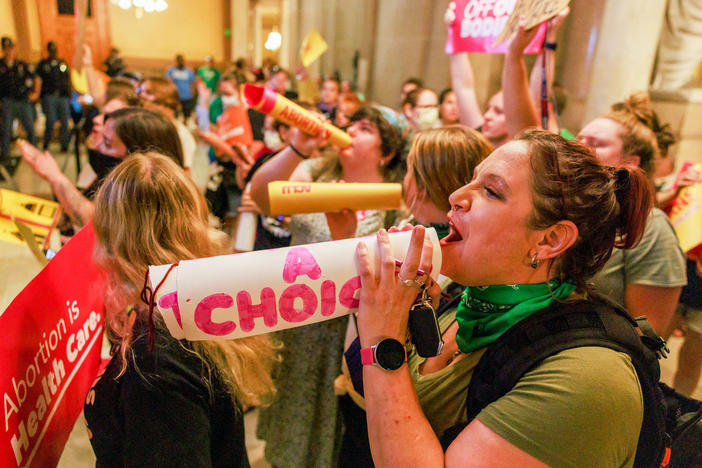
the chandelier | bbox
[110,0,168,18]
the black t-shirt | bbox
[0,58,35,99]
[37,58,71,97]
[84,320,250,468]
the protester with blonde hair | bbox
[337,125,492,466]
[84,153,276,465]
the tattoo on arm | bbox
[52,177,94,227]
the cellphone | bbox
[409,299,444,357]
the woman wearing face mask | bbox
[577,93,687,335]
[207,71,244,130]
[250,106,406,468]
[20,80,138,223]
[19,107,183,228]
[335,125,492,467]
[403,88,440,133]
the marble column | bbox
[651,0,702,90]
[230,0,249,61]
[558,0,667,131]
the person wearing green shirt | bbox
[197,56,220,93]
[355,130,654,468]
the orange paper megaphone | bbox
[243,84,351,148]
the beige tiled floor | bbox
[2,144,700,467]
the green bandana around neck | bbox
[455,279,576,354]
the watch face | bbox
[376,339,405,370]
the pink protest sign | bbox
[149,229,442,341]
[445,0,546,54]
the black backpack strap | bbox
[441,299,667,468]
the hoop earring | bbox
[530,253,539,269]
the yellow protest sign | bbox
[297,79,321,102]
[494,0,570,46]
[71,68,89,95]
[668,164,702,254]
[300,30,328,67]
[0,189,62,249]
[14,219,49,266]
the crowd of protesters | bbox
[1,5,702,467]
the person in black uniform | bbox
[0,36,39,164]
[37,41,71,152]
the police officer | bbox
[37,41,71,152]
[0,36,39,163]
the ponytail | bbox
[519,130,655,292]
[611,166,654,249]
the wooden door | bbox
[36,0,111,68]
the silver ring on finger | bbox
[398,274,417,287]
[413,276,426,287]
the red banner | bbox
[1,223,105,467]
[445,0,546,54]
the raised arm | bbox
[503,20,540,138]
[445,3,484,129]
[18,140,95,227]
[83,44,107,108]
[450,53,485,129]
[529,8,570,133]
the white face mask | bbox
[264,129,283,149]
[415,107,439,130]
[221,94,240,109]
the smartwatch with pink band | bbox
[361,338,406,371]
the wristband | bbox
[289,143,310,160]
[544,42,557,51]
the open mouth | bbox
[440,217,463,246]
